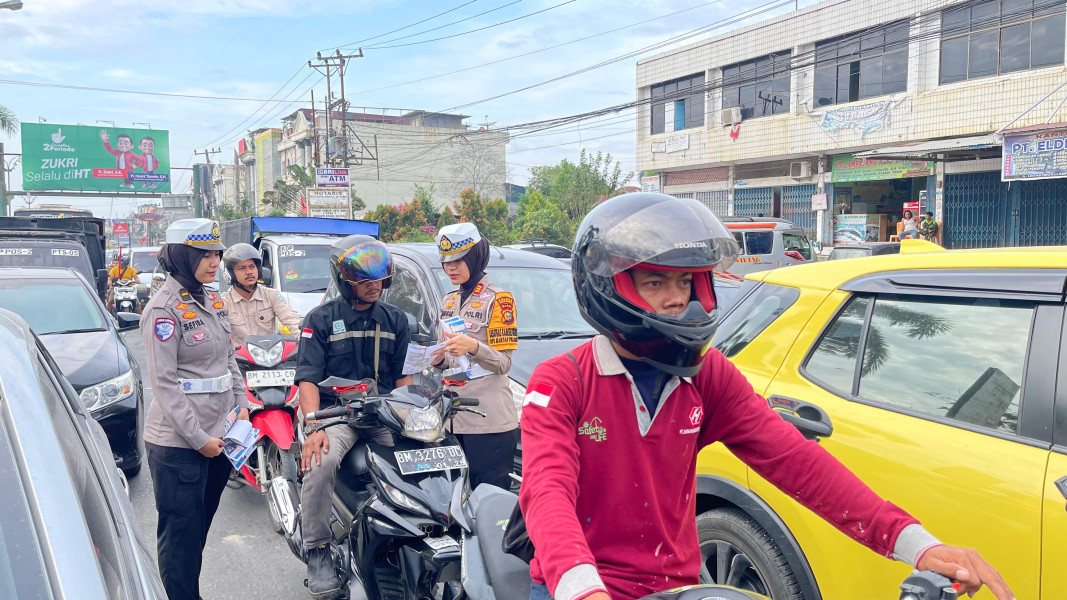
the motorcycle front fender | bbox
[252,408,295,448]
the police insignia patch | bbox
[182,311,198,319]
[445,299,456,309]
[472,283,484,295]
[213,301,225,309]
[471,301,483,308]
[495,294,516,325]
[193,331,207,342]
[175,302,189,310]
[154,317,176,341]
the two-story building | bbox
[636,0,1067,248]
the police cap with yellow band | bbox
[435,222,481,263]
[165,218,226,251]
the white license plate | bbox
[424,536,459,551]
[245,369,295,388]
[394,446,468,475]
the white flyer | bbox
[222,408,260,470]
[402,342,447,375]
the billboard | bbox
[1001,129,1067,181]
[20,123,171,193]
[831,153,934,183]
[307,189,350,219]
[316,168,349,188]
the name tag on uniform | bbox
[333,319,346,335]
[442,316,466,334]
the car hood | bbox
[280,292,325,317]
[39,330,125,390]
[509,337,592,387]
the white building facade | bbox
[637,0,1067,248]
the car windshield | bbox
[0,417,49,599]
[0,278,107,335]
[130,251,158,273]
[0,245,93,281]
[433,267,594,337]
[782,233,813,260]
[278,244,333,293]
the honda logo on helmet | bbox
[674,241,708,249]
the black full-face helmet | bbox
[571,192,739,377]
[329,235,393,303]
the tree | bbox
[529,150,633,222]
[447,136,506,201]
[437,206,456,229]
[413,183,439,223]
[216,194,254,221]
[452,188,514,245]
[516,190,571,246]
[351,191,366,214]
[0,105,17,137]
[261,191,291,216]
[364,200,435,243]
[271,164,316,215]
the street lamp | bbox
[96,120,115,127]
[0,1,24,11]
[133,122,151,129]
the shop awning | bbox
[855,134,1000,159]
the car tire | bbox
[122,460,142,478]
[697,507,803,600]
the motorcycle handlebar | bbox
[457,397,480,407]
[306,405,349,421]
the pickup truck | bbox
[0,217,109,297]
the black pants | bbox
[147,443,232,600]
[456,428,519,491]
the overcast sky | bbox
[0,0,806,218]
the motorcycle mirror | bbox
[260,266,273,287]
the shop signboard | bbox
[831,154,934,183]
[112,222,129,236]
[1001,129,1067,181]
[20,123,171,192]
[832,214,883,244]
[307,189,350,219]
[811,193,828,211]
[665,133,689,153]
[315,167,349,188]
[640,174,660,193]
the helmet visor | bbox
[336,241,392,284]
[579,196,738,277]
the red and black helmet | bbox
[571,193,739,377]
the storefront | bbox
[828,154,935,245]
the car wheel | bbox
[122,460,142,478]
[697,507,803,600]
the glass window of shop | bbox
[940,0,1066,84]
[814,21,910,107]
[651,73,705,135]
[721,51,792,120]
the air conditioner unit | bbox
[789,161,811,179]
[721,107,742,126]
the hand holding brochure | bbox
[222,407,260,470]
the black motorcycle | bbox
[283,375,483,600]
[458,482,961,600]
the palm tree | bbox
[0,105,18,137]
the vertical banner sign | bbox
[20,123,171,192]
[315,168,350,188]
[1001,129,1067,181]
[307,189,351,219]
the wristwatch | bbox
[303,422,320,436]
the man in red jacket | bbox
[518,193,1013,600]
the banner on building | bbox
[665,133,689,154]
[640,174,660,193]
[811,193,828,211]
[315,168,350,188]
[307,189,350,219]
[831,153,935,183]
[1001,129,1067,181]
[820,100,896,138]
[112,222,129,235]
[21,123,171,193]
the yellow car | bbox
[696,240,1066,599]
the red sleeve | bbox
[518,357,599,596]
[103,142,119,157]
[696,350,918,558]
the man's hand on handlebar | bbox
[916,545,1014,600]
[301,430,329,473]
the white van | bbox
[724,217,816,276]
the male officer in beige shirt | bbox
[221,243,302,347]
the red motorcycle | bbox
[234,333,301,534]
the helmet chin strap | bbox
[235,280,257,293]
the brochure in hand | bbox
[223,407,260,470]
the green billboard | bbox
[20,123,171,193]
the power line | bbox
[365,0,578,50]
[324,0,479,50]
[338,0,525,49]
[198,67,312,150]
[0,79,315,103]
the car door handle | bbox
[768,395,833,441]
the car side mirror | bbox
[407,312,434,345]
[116,312,141,331]
[260,266,273,287]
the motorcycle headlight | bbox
[387,401,445,443]
[80,370,135,412]
[381,481,430,516]
[509,380,526,421]
[247,341,284,367]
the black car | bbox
[0,267,144,475]
[827,241,901,260]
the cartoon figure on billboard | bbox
[100,130,137,189]
[134,136,160,189]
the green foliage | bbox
[525,150,633,223]
[0,105,18,137]
[437,206,456,229]
[268,206,287,217]
[519,202,571,246]
[364,200,437,243]
[351,191,366,213]
[452,188,515,245]
[413,183,438,223]
[216,194,255,221]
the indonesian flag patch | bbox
[301,328,314,339]
[523,382,554,408]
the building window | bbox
[814,21,909,107]
[651,73,705,135]
[940,0,1066,84]
[722,52,792,119]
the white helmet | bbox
[165,218,225,251]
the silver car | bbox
[0,308,166,599]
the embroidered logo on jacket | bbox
[175,302,189,311]
[213,300,225,309]
[332,319,346,335]
[192,331,207,342]
[154,317,176,341]
[579,417,608,442]
[181,311,197,319]
[523,383,554,408]
[472,282,484,295]
[689,406,703,427]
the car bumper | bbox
[91,391,141,471]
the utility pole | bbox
[0,143,7,217]
[194,147,221,218]
[309,49,363,168]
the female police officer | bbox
[141,218,249,600]
[431,222,518,490]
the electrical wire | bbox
[324,0,479,50]
[344,0,525,49]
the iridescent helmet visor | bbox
[336,241,393,285]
